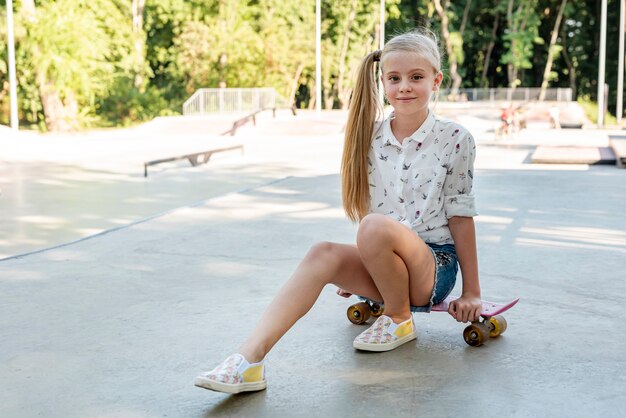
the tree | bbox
[480,7,501,88]
[17,0,136,130]
[254,0,315,106]
[502,0,541,88]
[321,0,400,109]
[132,0,148,90]
[539,0,567,101]
[433,0,464,96]
[1,0,623,127]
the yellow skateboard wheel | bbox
[463,322,490,347]
[488,315,507,338]
[347,302,371,325]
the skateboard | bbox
[346,296,519,347]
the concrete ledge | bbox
[531,146,616,165]
[609,135,626,168]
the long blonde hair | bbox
[341,30,442,222]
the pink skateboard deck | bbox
[431,296,520,317]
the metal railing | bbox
[437,87,573,103]
[183,88,290,115]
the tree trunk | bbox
[373,22,380,52]
[434,0,462,95]
[132,0,146,90]
[506,0,531,88]
[336,0,358,109]
[20,0,36,21]
[288,63,305,106]
[218,52,227,89]
[560,25,577,98]
[37,75,79,132]
[22,0,77,131]
[539,0,567,101]
[481,12,500,87]
[308,80,316,110]
[324,87,334,110]
[459,0,472,36]
[219,16,228,88]
[506,0,516,87]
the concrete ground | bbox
[0,111,346,258]
[1,108,625,417]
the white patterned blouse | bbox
[367,111,478,245]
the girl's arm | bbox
[447,216,482,322]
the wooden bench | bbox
[143,145,243,177]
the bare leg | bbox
[238,242,381,363]
[356,214,435,323]
[238,216,435,363]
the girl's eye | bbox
[388,76,399,81]
[412,75,423,80]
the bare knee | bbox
[356,214,393,257]
[306,241,335,258]
[302,241,341,279]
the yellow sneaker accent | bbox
[393,319,415,338]
[241,363,264,382]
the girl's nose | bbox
[399,80,412,92]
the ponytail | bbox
[341,50,383,222]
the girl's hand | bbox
[336,288,352,298]
[448,295,482,323]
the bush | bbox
[96,79,179,127]
[577,97,617,125]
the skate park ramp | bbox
[0,110,344,258]
[1,143,626,417]
[1,105,625,416]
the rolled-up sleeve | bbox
[443,131,478,218]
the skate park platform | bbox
[1,109,625,417]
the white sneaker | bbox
[194,353,267,394]
[353,315,417,352]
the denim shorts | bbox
[358,243,458,313]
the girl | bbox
[195,29,482,394]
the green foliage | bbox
[501,0,542,87]
[0,0,623,129]
[22,0,116,98]
[449,32,464,65]
[6,0,143,128]
[577,96,617,125]
[144,0,314,108]
[96,78,176,127]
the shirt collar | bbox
[382,111,436,147]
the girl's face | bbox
[381,51,442,118]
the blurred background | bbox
[0,0,624,132]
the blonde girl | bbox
[195,29,482,394]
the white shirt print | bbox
[368,111,478,245]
